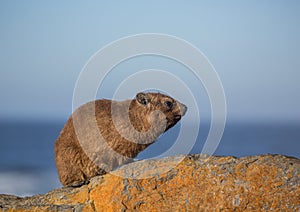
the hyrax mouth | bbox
[174,115,181,120]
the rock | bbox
[0,154,299,211]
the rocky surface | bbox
[0,154,299,211]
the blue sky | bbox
[0,1,299,122]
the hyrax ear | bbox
[136,92,150,106]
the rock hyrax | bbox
[55,92,187,186]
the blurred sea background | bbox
[0,121,299,196]
[1,1,299,196]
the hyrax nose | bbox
[178,103,187,116]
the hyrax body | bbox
[55,92,187,186]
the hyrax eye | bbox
[164,101,173,109]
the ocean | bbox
[0,120,299,196]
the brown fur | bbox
[54,92,187,186]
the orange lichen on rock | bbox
[0,154,299,211]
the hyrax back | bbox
[55,92,187,186]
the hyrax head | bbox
[135,92,187,131]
